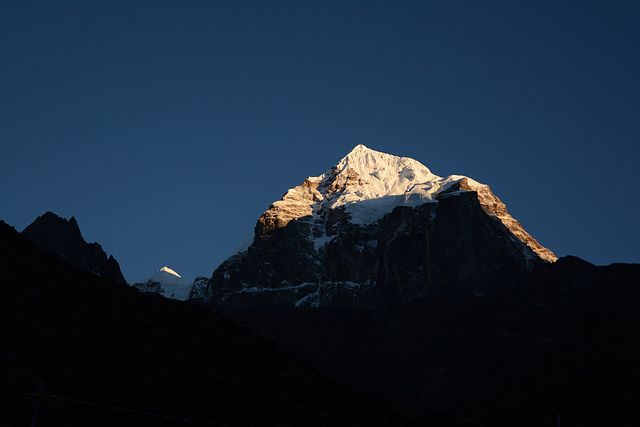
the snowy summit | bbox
[150,266,187,286]
[300,144,478,225]
[251,144,556,263]
[266,144,481,227]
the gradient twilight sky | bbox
[2,1,639,282]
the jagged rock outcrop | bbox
[188,276,214,303]
[132,279,165,295]
[21,212,126,284]
[199,145,556,309]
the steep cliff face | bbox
[445,178,557,264]
[21,212,126,284]
[198,145,556,309]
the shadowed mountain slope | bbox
[225,258,640,426]
[1,220,474,426]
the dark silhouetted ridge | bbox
[21,211,126,284]
[1,220,470,426]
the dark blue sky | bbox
[2,1,639,282]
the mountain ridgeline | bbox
[21,212,126,284]
[191,145,557,309]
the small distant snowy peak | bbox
[133,266,192,301]
[150,266,187,286]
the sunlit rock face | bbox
[21,212,126,284]
[198,145,556,309]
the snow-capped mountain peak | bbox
[200,144,557,310]
[161,266,179,275]
[269,144,475,227]
[149,266,186,285]
[318,144,473,223]
[252,145,555,263]
[133,266,192,301]
[150,266,187,286]
[336,144,439,189]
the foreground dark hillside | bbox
[226,258,640,426]
[0,221,467,426]
[5,214,638,426]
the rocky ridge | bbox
[21,212,126,284]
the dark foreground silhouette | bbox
[3,217,639,426]
[225,257,640,426]
[1,221,472,426]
